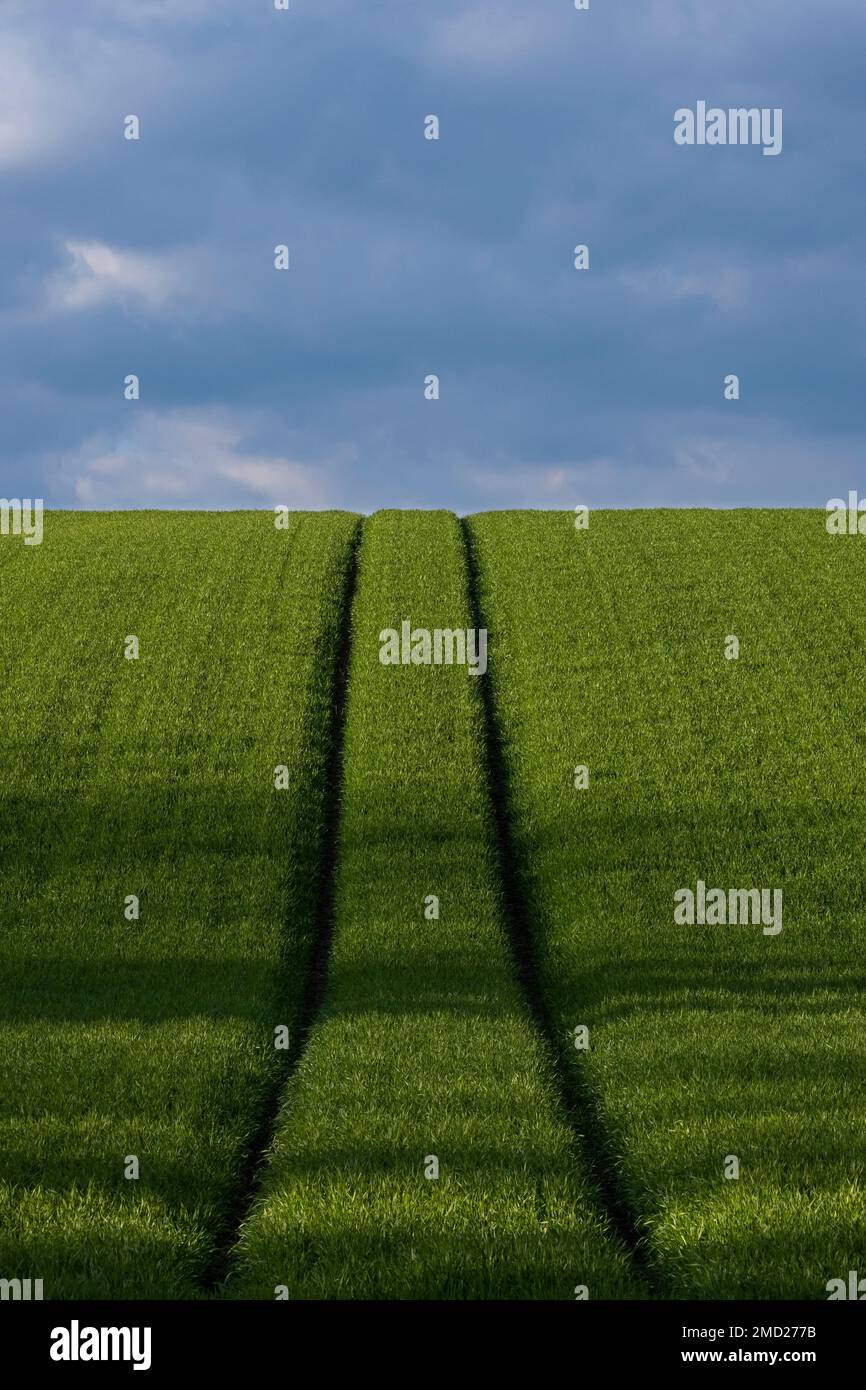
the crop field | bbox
[226,510,637,1300]
[467,509,866,1299]
[0,511,359,1297]
[1,507,862,1301]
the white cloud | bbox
[0,37,85,168]
[44,240,191,314]
[54,410,339,508]
[0,16,183,171]
[217,459,329,500]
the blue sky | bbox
[1,0,864,511]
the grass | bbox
[466,508,866,1299]
[0,510,359,1297]
[224,510,638,1300]
[3,505,860,1300]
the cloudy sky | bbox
[1,0,864,511]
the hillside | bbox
[1,509,862,1300]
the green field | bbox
[226,510,637,1300]
[467,510,866,1299]
[1,508,861,1300]
[0,511,359,1296]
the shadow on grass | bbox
[3,774,864,1298]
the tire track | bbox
[459,515,654,1292]
[202,515,363,1293]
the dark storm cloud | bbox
[0,0,864,508]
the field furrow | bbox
[225,509,639,1300]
